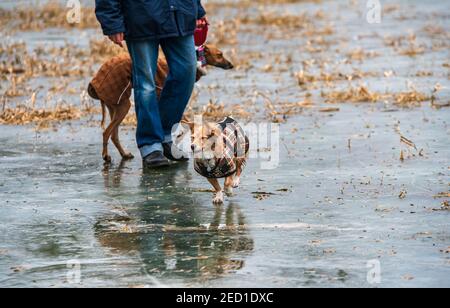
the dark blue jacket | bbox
[95,0,206,40]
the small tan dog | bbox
[184,117,249,204]
[87,44,234,162]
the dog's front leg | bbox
[224,176,234,197]
[233,159,244,188]
[208,178,224,205]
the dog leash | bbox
[194,17,209,47]
[116,81,132,105]
[195,18,209,72]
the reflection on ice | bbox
[96,163,254,279]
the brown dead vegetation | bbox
[0,0,448,129]
[321,85,431,106]
[0,1,98,32]
[321,86,383,104]
[0,99,99,130]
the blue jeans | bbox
[127,35,196,158]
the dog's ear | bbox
[181,115,192,123]
[203,44,212,56]
[181,118,195,132]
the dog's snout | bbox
[191,144,196,151]
[222,61,234,70]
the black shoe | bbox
[163,142,189,162]
[143,151,170,168]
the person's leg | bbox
[126,39,164,158]
[159,35,197,143]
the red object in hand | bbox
[194,18,209,46]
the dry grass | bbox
[189,99,251,121]
[0,98,100,130]
[0,104,81,128]
[205,0,323,11]
[321,86,383,104]
[241,11,314,29]
[209,20,240,46]
[0,1,98,32]
[434,192,450,199]
[399,44,426,57]
[295,69,378,89]
[0,0,447,129]
[346,48,380,62]
[0,38,126,107]
[441,201,449,210]
[321,85,431,106]
[384,33,427,57]
[394,91,430,106]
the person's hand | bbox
[196,16,208,28]
[108,33,124,48]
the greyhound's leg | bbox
[224,176,234,197]
[111,100,134,160]
[102,105,126,162]
[102,105,116,162]
[208,178,224,205]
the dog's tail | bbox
[87,83,106,130]
[100,101,106,130]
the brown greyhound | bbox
[87,44,234,162]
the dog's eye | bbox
[201,134,214,141]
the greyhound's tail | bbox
[100,101,106,130]
[87,83,106,129]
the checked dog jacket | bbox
[194,117,249,179]
[88,54,171,105]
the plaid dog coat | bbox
[88,52,206,105]
[194,117,249,179]
[88,54,171,105]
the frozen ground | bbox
[0,103,449,288]
[0,0,449,287]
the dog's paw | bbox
[232,177,241,188]
[103,155,112,163]
[213,191,224,205]
[224,186,234,197]
[122,153,135,160]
